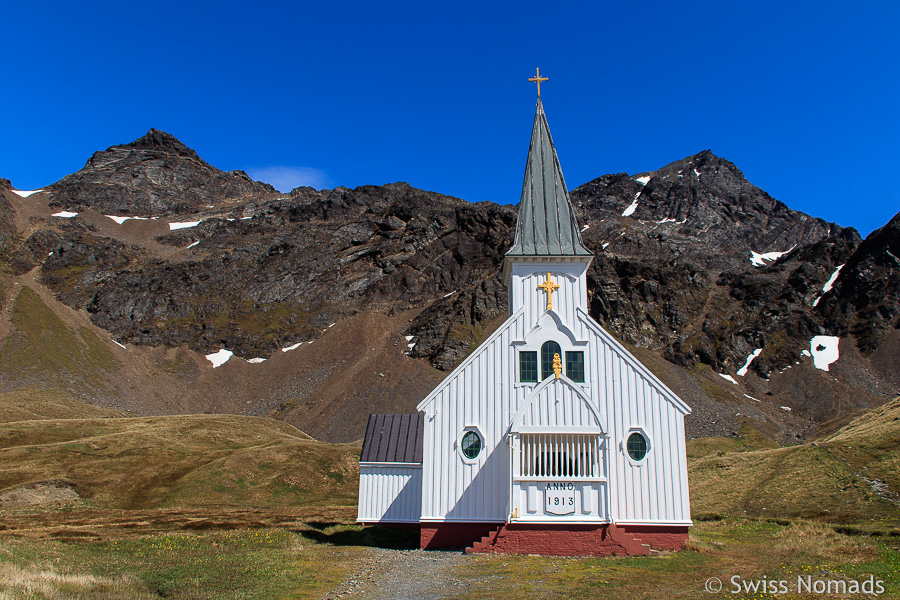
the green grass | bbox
[0,519,895,599]
[0,528,367,599]
[0,389,894,598]
[689,397,900,528]
[0,413,358,510]
[0,386,128,423]
[0,286,118,391]
[447,519,900,599]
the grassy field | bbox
[0,519,894,599]
[449,518,900,599]
[0,389,895,598]
[0,389,359,512]
[689,398,900,530]
[0,526,368,599]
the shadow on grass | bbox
[297,524,419,550]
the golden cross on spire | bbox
[538,272,560,311]
[528,67,548,98]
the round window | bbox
[461,430,482,460]
[627,432,648,461]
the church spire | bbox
[505,95,592,258]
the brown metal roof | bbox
[360,414,423,463]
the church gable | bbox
[511,377,605,432]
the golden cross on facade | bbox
[538,272,560,311]
[528,67,548,98]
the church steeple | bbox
[505,98,592,260]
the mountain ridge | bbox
[47,128,279,217]
[0,130,896,443]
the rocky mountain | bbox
[49,129,279,216]
[822,212,900,351]
[0,178,15,256]
[571,150,857,270]
[1,130,897,443]
[27,182,515,358]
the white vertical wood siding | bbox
[357,465,422,523]
[574,306,692,524]
[418,308,529,522]
[516,380,602,430]
[509,260,589,330]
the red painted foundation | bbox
[420,522,502,550]
[615,524,690,552]
[421,522,689,556]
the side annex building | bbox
[357,95,692,556]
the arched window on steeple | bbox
[541,341,561,381]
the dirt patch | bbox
[323,548,468,600]
[0,480,81,507]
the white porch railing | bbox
[510,433,609,521]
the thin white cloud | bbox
[246,166,329,192]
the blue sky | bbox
[2,1,897,236]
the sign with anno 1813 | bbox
[545,482,575,515]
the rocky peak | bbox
[120,128,199,160]
[48,130,277,216]
[571,150,859,272]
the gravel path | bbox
[322,548,469,600]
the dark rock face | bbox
[0,184,15,257]
[48,129,278,216]
[571,151,858,272]
[20,133,899,393]
[38,181,516,357]
[821,211,900,353]
[564,151,873,378]
[406,274,508,370]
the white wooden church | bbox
[358,84,692,556]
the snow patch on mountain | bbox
[169,221,202,230]
[622,193,640,217]
[206,348,233,368]
[736,348,763,376]
[750,245,796,267]
[810,336,840,371]
[12,189,43,197]
[106,215,151,224]
[813,264,846,307]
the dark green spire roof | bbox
[506,99,592,258]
